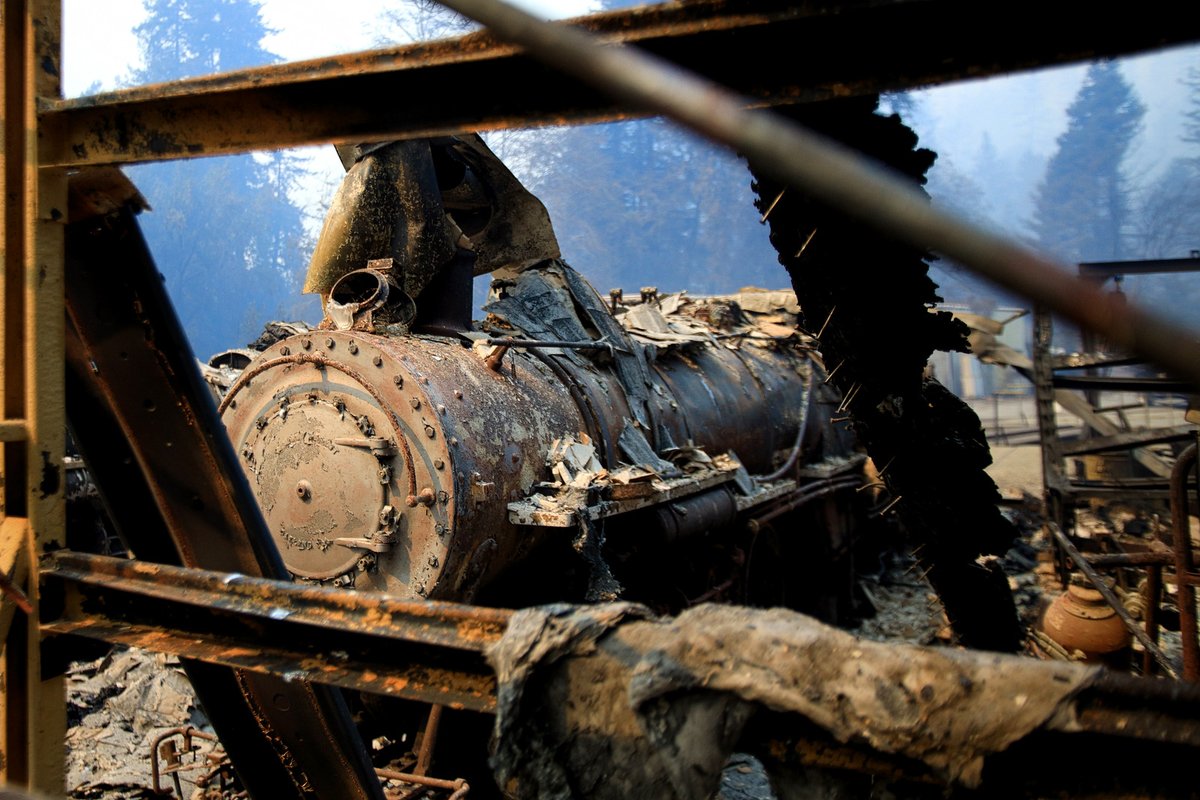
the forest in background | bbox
[115,0,1200,358]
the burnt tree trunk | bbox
[747,97,1022,652]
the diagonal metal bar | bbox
[62,170,386,800]
[37,0,1200,167]
[433,0,1200,390]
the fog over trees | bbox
[88,0,1200,355]
[123,0,317,359]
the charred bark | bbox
[747,97,1021,651]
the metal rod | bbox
[414,705,444,777]
[376,767,468,793]
[1171,443,1200,681]
[752,368,813,482]
[484,338,611,350]
[1084,552,1174,568]
[436,0,1200,389]
[1145,565,1162,676]
[1047,522,1178,678]
[746,476,862,533]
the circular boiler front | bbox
[220,330,586,599]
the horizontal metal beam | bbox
[42,552,505,712]
[1060,424,1196,456]
[1051,374,1193,392]
[1080,257,1200,281]
[39,0,1200,167]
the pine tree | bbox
[1030,62,1145,263]
[126,0,315,359]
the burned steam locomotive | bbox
[218,135,867,620]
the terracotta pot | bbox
[1040,584,1131,664]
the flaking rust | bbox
[221,134,864,612]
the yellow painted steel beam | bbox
[0,0,66,792]
[0,420,28,442]
[0,518,28,654]
[38,0,1200,167]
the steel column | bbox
[0,0,66,792]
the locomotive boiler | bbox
[218,135,866,618]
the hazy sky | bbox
[61,1,1199,237]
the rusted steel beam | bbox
[1060,424,1196,456]
[1080,256,1200,281]
[39,0,1200,167]
[41,552,504,712]
[47,551,509,653]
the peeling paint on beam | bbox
[38,0,1200,167]
[42,552,505,712]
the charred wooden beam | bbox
[40,0,1200,167]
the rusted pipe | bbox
[149,726,218,797]
[746,476,862,533]
[1047,522,1178,678]
[484,344,510,371]
[1084,551,1174,567]
[376,767,468,795]
[414,704,444,777]
[1145,565,1162,676]
[752,368,813,482]
[435,0,1200,389]
[484,338,613,351]
[1170,442,1200,681]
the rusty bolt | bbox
[450,437,459,447]
[280,346,291,356]
[405,487,436,508]
[454,390,464,399]
[348,341,359,355]
[429,555,439,567]
[373,354,383,367]
[437,490,449,505]
[323,337,333,349]
[393,375,404,387]
[424,424,436,439]
[295,480,312,501]
[437,404,447,415]
[302,339,312,350]
[434,459,445,470]
[410,397,421,410]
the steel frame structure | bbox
[4,0,1200,794]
